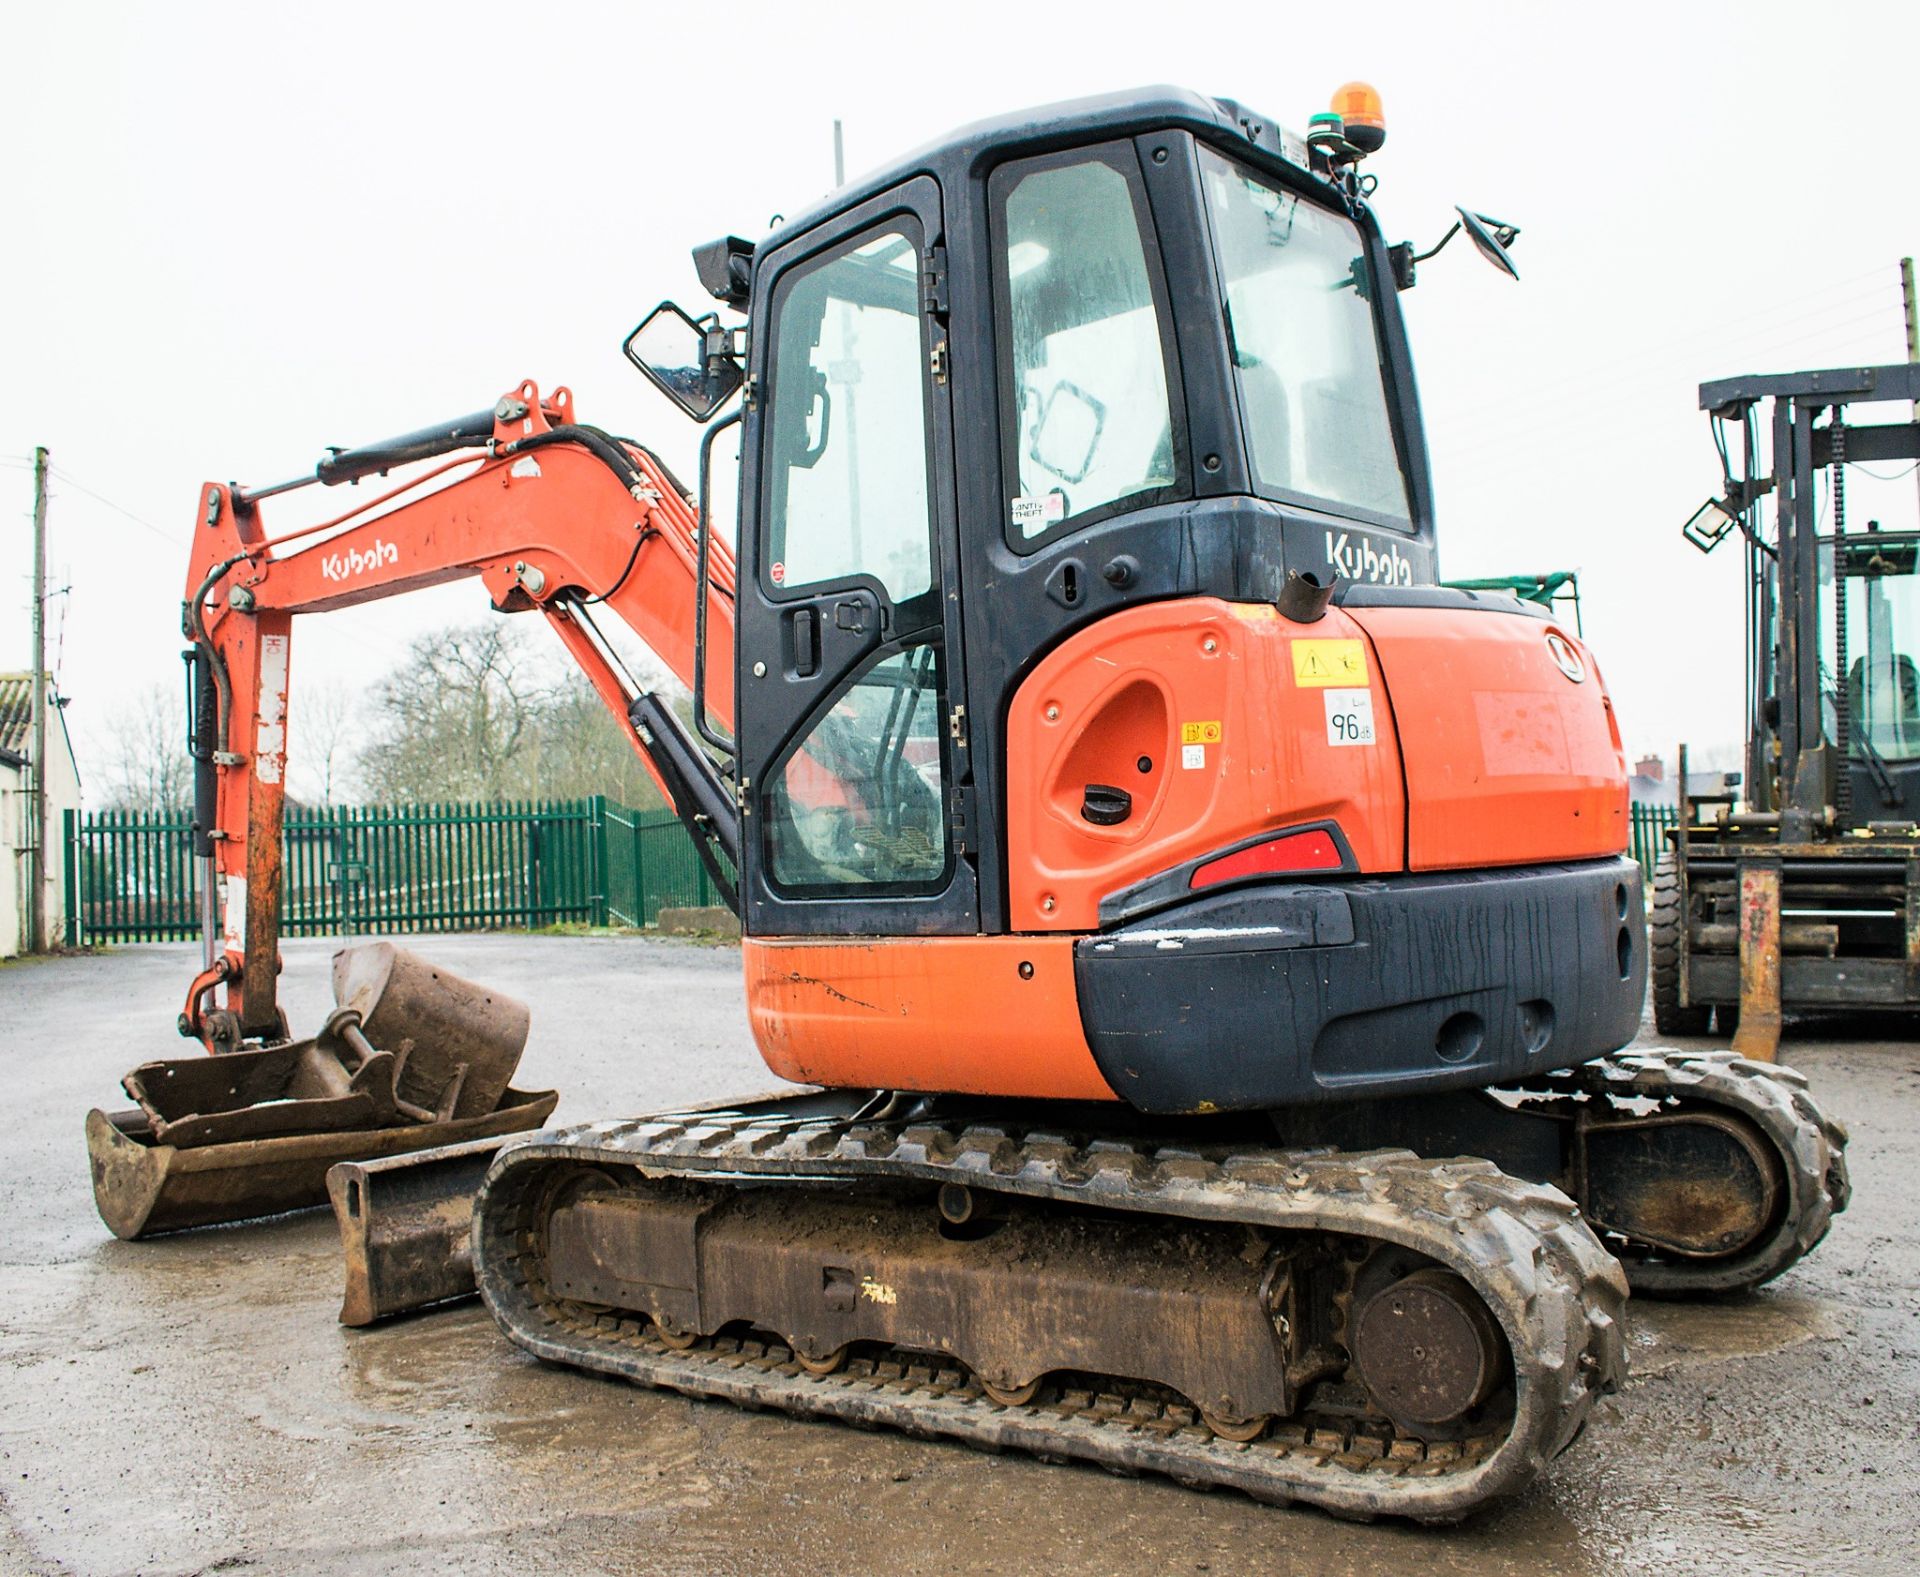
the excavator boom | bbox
[180,382,738,1044]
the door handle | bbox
[787,607,819,678]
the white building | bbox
[1,674,82,956]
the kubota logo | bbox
[319,538,400,583]
[1325,530,1414,586]
[1545,631,1587,683]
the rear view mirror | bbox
[1395,208,1522,289]
[624,301,743,421]
[1456,209,1520,280]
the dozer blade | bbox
[325,1092,799,1325]
[86,1088,558,1240]
[327,1137,518,1326]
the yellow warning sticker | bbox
[1291,638,1369,688]
[1180,721,1223,745]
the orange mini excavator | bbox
[92,86,1846,1519]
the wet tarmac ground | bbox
[2,933,1917,1575]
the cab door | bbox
[735,177,977,937]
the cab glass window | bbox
[1198,146,1410,525]
[764,227,933,606]
[765,644,950,893]
[1821,534,1920,762]
[1000,152,1177,542]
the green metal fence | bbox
[1629,802,1679,875]
[603,802,720,926]
[62,797,690,945]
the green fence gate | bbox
[603,803,720,926]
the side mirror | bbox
[1455,209,1520,280]
[1396,208,1522,289]
[624,301,743,422]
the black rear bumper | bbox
[1075,858,1646,1113]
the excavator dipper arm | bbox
[180,380,736,1048]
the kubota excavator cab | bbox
[636,86,1643,1113]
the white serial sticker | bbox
[1010,493,1067,531]
[256,634,290,785]
[222,875,247,955]
[1181,743,1206,770]
[1324,688,1376,747]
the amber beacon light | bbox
[1329,81,1386,154]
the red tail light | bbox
[1190,828,1343,889]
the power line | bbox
[1426,277,1909,438]
[44,465,191,547]
[1432,320,1905,468]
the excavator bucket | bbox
[87,943,557,1240]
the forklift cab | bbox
[1825,530,1920,808]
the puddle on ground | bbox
[1626,1292,1838,1376]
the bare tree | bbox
[84,622,679,820]
[350,621,677,808]
[354,622,548,802]
[287,678,361,807]
[521,672,665,808]
[90,683,193,811]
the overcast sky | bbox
[4,0,1917,797]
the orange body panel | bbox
[1344,606,1627,870]
[744,936,1116,1101]
[1005,599,1407,931]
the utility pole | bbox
[833,118,845,187]
[1902,257,1919,522]
[27,446,49,953]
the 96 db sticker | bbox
[1324,688,1375,746]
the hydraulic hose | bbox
[501,423,649,494]
[183,550,250,773]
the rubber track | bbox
[474,1108,1628,1521]
[1516,1048,1850,1296]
